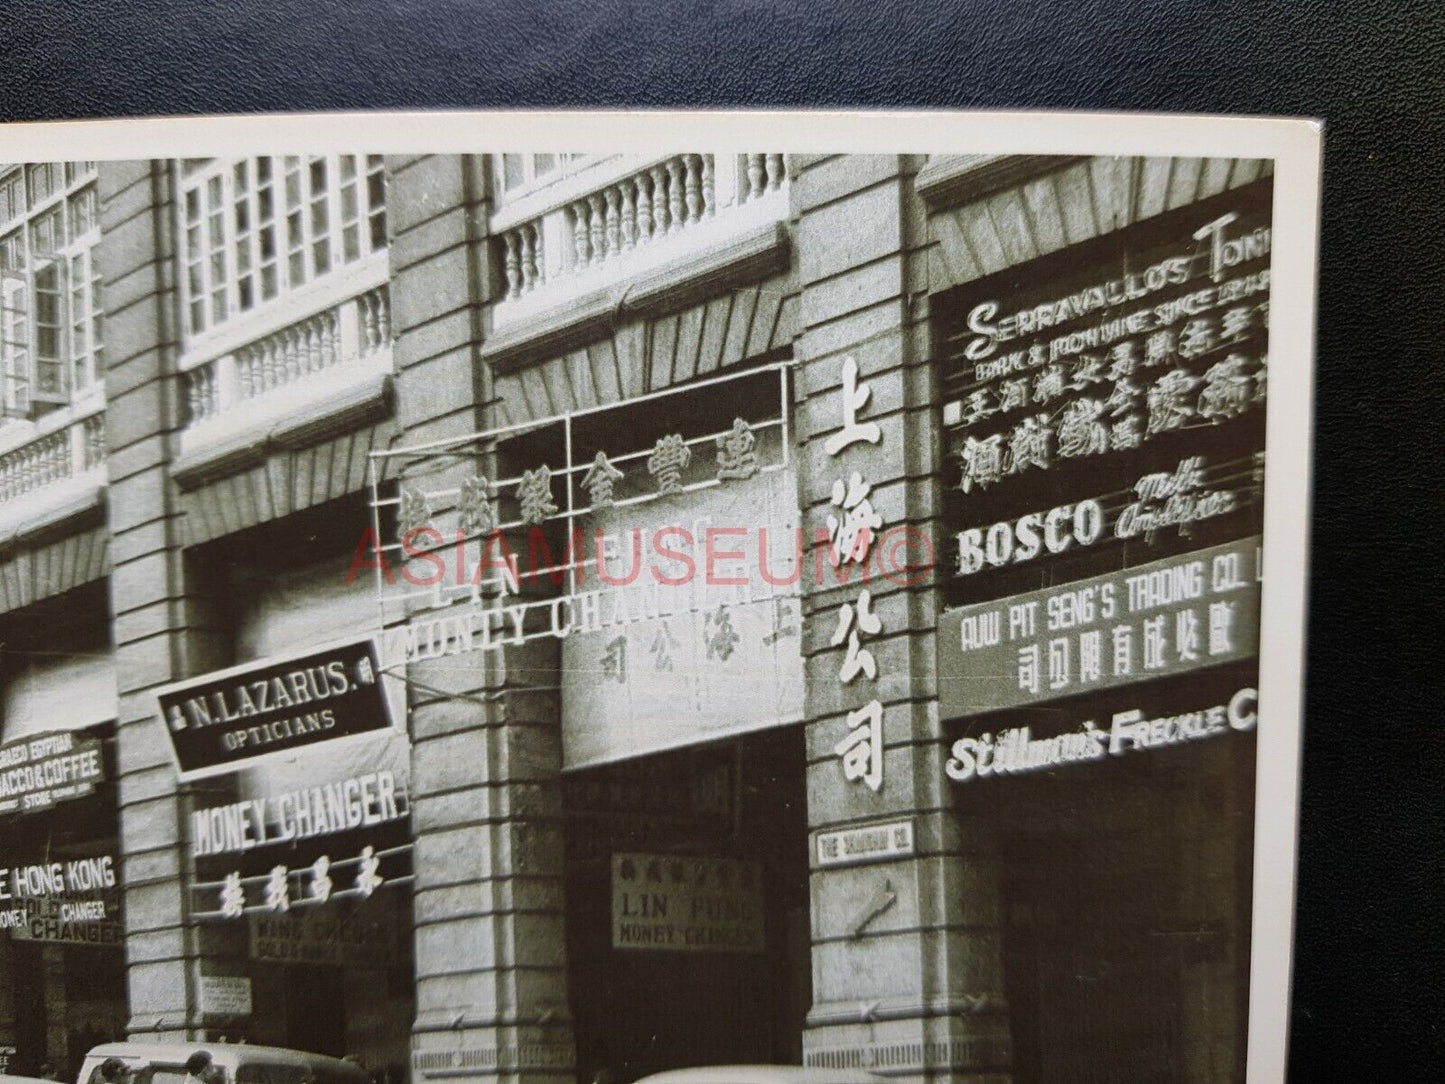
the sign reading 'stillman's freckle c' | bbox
[154,636,396,781]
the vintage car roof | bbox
[82,1046,362,1073]
[632,1068,885,1084]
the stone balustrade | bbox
[496,153,788,304]
[0,410,106,504]
[183,284,391,430]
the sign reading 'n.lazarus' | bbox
[0,731,105,814]
[155,637,396,781]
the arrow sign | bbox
[847,878,898,939]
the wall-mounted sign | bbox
[155,636,397,781]
[611,852,764,955]
[562,466,805,770]
[938,537,1260,718]
[945,684,1258,784]
[0,1044,15,1073]
[199,974,253,1017]
[0,730,105,814]
[815,819,916,869]
[1,852,123,946]
[937,185,1272,602]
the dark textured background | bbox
[1,1,1441,1077]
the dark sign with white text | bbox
[0,730,105,814]
[937,181,1272,608]
[155,637,394,781]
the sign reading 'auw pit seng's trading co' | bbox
[156,637,395,781]
[938,537,1261,718]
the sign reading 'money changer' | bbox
[155,637,395,781]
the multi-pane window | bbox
[494,153,590,202]
[0,161,104,417]
[178,155,388,338]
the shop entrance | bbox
[953,668,1257,1084]
[563,728,811,1084]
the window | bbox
[178,155,388,337]
[494,152,590,200]
[0,161,103,416]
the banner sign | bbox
[611,852,765,955]
[0,730,105,814]
[938,537,1260,718]
[562,465,804,770]
[155,636,396,781]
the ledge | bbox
[481,219,791,373]
[172,370,394,491]
[915,154,1086,211]
[0,474,106,554]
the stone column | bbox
[390,155,576,1084]
[99,160,229,1039]
[793,156,1011,1084]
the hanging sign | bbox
[938,537,1260,718]
[0,730,105,814]
[155,635,396,781]
[611,852,765,955]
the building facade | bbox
[0,152,1271,1084]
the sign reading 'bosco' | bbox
[155,637,396,781]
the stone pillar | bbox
[793,156,1011,1084]
[390,155,576,1084]
[99,160,226,1039]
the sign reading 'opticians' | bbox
[155,637,396,781]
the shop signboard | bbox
[937,184,1272,606]
[561,464,805,770]
[2,852,123,947]
[611,852,764,955]
[0,1045,15,1073]
[814,819,916,869]
[938,537,1260,719]
[247,907,401,967]
[0,730,105,814]
[199,974,254,1017]
[155,635,398,782]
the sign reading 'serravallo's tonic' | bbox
[155,636,396,781]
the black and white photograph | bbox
[0,111,1322,1084]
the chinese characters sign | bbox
[937,538,1261,718]
[939,187,1271,598]
[611,852,764,955]
[561,465,804,770]
[155,636,396,781]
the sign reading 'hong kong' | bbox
[155,636,396,781]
